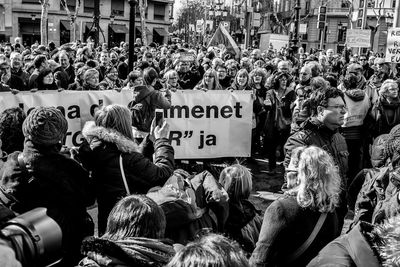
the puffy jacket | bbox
[80,121,174,235]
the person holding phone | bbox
[79,104,175,236]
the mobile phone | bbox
[155,109,164,127]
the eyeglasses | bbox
[204,75,215,78]
[326,105,347,111]
[285,168,298,174]
[300,72,309,75]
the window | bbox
[22,0,39,3]
[367,0,375,7]
[341,0,350,8]
[61,0,76,11]
[84,0,94,13]
[305,0,310,13]
[154,3,165,20]
[393,0,397,8]
[111,0,124,16]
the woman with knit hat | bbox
[0,107,95,266]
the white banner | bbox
[385,28,400,63]
[0,90,253,159]
[346,29,371,48]
[164,90,252,159]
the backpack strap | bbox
[284,212,328,264]
[119,154,131,196]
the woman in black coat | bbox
[0,107,95,267]
[79,104,174,235]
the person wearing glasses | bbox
[284,87,349,231]
[359,55,374,80]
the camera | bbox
[0,208,63,267]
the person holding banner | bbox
[193,69,222,91]
[79,104,175,235]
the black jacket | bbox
[80,122,174,235]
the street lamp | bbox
[109,14,115,47]
[31,14,36,46]
[128,0,138,72]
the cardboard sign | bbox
[346,29,371,48]
[385,28,400,63]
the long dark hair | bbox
[103,195,166,240]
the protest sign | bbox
[174,52,196,63]
[0,90,252,159]
[165,90,252,158]
[345,29,371,48]
[385,28,400,63]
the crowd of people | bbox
[0,36,399,267]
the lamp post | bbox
[109,14,115,47]
[128,0,137,72]
[291,0,301,54]
[31,14,36,46]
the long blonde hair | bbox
[219,164,252,202]
[295,146,341,213]
[94,104,134,140]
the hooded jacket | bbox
[0,140,95,266]
[80,121,174,235]
[341,89,371,140]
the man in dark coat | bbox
[284,88,349,229]
[0,107,95,266]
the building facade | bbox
[0,0,173,47]
[272,0,349,53]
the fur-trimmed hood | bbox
[82,121,140,154]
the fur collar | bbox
[82,121,140,153]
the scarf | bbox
[80,236,175,267]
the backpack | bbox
[128,90,155,132]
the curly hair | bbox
[0,107,26,154]
[271,71,291,90]
[249,67,267,89]
[296,146,341,213]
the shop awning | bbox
[109,24,129,34]
[60,20,71,31]
[153,28,169,36]
[136,26,152,35]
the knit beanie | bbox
[22,107,68,146]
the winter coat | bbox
[284,117,348,184]
[263,87,296,138]
[0,141,95,266]
[369,96,400,137]
[249,196,340,267]
[307,221,380,267]
[341,89,371,140]
[80,122,174,235]
[225,199,262,254]
[178,70,201,90]
[78,236,175,267]
[147,170,229,245]
[284,118,349,226]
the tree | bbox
[139,0,148,46]
[367,0,384,51]
[39,0,50,45]
[60,0,82,42]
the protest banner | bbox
[0,90,252,159]
[173,52,196,63]
[345,29,371,48]
[164,90,252,158]
[385,27,400,63]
